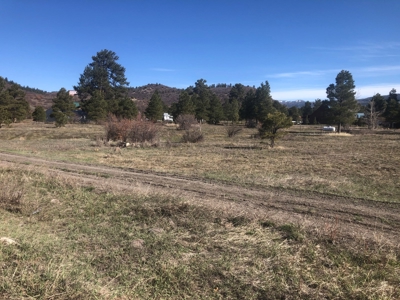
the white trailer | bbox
[322,126,336,132]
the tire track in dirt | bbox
[1,151,400,246]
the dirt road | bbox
[1,151,399,247]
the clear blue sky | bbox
[1,0,399,101]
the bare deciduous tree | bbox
[365,93,386,130]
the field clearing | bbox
[0,122,400,298]
[0,122,399,203]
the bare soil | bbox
[1,151,399,248]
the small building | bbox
[356,113,364,119]
[163,113,173,122]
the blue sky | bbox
[1,0,399,101]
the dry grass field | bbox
[1,122,399,203]
[0,121,399,299]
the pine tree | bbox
[74,49,131,118]
[145,90,163,121]
[82,90,108,122]
[208,94,224,124]
[0,107,11,127]
[0,77,30,123]
[178,90,195,115]
[51,88,75,127]
[115,97,138,120]
[223,98,240,123]
[240,89,257,124]
[32,106,46,122]
[383,88,399,127]
[255,81,275,123]
[326,70,358,132]
[192,79,211,122]
[301,101,313,123]
[259,112,293,148]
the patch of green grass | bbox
[278,223,304,241]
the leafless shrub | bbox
[105,114,160,145]
[181,128,204,143]
[226,124,242,137]
[129,120,159,144]
[105,114,132,142]
[176,114,198,130]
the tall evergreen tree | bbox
[288,106,301,122]
[145,90,163,121]
[255,81,275,123]
[383,88,399,127]
[179,90,195,115]
[273,100,288,115]
[115,97,138,120]
[174,90,195,118]
[0,107,11,127]
[313,99,323,112]
[32,106,46,122]
[192,79,211,122]
[208,93,224,124]
[223,83,245,123]
[74,49,131,118]
[388,88,398,102]
[82,90,108,122]
[229,83,246,105]
[326,70,358,132]
[0,77,30,123]
[240,89,257,124]
[301,101,313,122]
[51,88,75,126]
[223,98,240,123]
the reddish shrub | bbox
[105,114,133,142]
[105,114,159,144]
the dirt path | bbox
[1,151,400,247]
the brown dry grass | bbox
[0,165,399,299]
[1,122,398,203]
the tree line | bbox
[0,77,31,127]
[1,49,399,133]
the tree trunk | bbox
[270,137,275,148]
[338,123,342,133]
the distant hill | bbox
[128,84,235,105]
[356,95,398,106]
[24,91,57,109]
[127,84,182,112]
[1,77,56,109]
[277,100,306,108]
[3,76,396,110]
[128,83,255,110]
